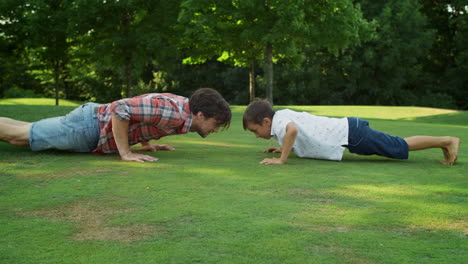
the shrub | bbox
[4,87,39,98]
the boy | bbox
[0,88,231,162]
[243,99,460,165]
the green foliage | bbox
[445,3,468,109]
[270,0,466,109]
[1,105,467,263]
[0,34,42,98]
[1,0,467,108]
[3,87,39,98]
[325,0,436,105]
[178,0,372,73]
[68,0,182,98]
[166,60,250,103]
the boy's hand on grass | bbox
[260,157,285,165]
[264,147,282,153]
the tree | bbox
[311,0,438,106]
[178,0,372,104]
[71,0,181,99]
[0,37,42,98]
[1,0,73,105]
[421,0,468,109]
[445,2,468,109]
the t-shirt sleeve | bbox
[271,110,294,146]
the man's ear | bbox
[195,112,205,119]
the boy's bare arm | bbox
[260,122,298,165]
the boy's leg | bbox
[0,117,32,146]
[405,136,461,165]
[346,117,410,160]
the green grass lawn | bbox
[1,99,467,264]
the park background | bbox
[1,1,467,264]
[1,0,467,109]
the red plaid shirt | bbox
[93,93,192,154]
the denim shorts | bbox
[29,103,102,152]
[345,117,409,159]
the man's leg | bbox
[0,117,31,146]
[405,136,461,165]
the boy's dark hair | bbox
[189,88,231,129]
[242,99,275,130]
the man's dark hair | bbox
[242,99,275,130]
[189,88,231,129]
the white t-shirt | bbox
[271,109,349,161]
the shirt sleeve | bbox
[110,96,184,128]
[271,110,294,146]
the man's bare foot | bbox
[441,137,461,165]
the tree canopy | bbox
[1,0,467,109]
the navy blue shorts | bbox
[345,117,409,160]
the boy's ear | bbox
[262,117,272,126]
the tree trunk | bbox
[54,60,60,106]
[264,0,273,104]
[125,54,132,98]
[122,11,132,98]
[249,61,255,103]
[265,43,273,104]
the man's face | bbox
[246,119,272,139]
[191,113,221,138]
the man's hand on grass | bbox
[120,151,158,162]
[140,143,175,151]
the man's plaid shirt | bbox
[93,93,193,154]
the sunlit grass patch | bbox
[0,98,82,106]
[284,105,459,119]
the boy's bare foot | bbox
[441,137,461,165]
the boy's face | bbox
[246,118,272,139]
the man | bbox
[0,88,231,162]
